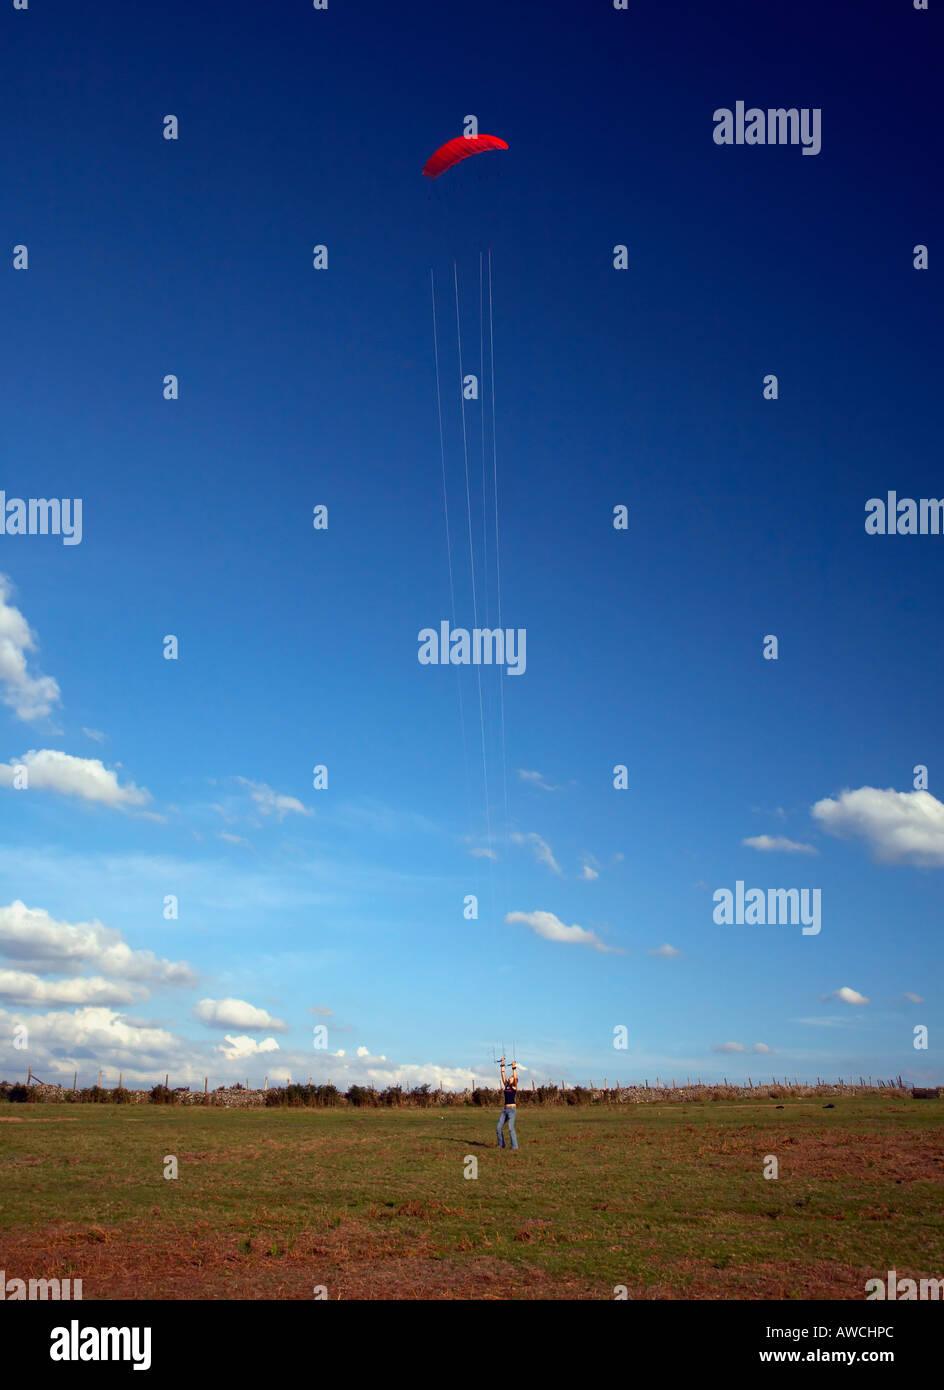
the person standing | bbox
[496,1056,519,1151]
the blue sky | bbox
[0,0,941,1090]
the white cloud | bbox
[0,1004,179,1062]
[812,787,944,867]
[833,986,870,1005]
[0,749,149,808]
[712,1041,747,1053]
[518,770,560,792]
[217,1034,280,1060]
[0,575,62,723]
[751,1042,773,1054]
[0,969,148,1006]
[743,835,818,855]
[903,992,925,1004]
[218,831,253,848]
[648,943,681,958]
[791,1015,857,1028]
[236,778,312,821]
[469,846,498,860]
[82,728,106,743]
[356,1045,369,1056]
[0,1009,502,1092]
[193,998,287,1032]
[510,831,562,876]
[505,909,622,953]
[0,900,197,985]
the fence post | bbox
[27,1065,32,1086]
[118,1073,122,1089]
[73,1070,77,1092]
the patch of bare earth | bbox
[0,1224,598,1300]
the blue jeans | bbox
[497,1106,518,1149]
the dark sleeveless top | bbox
[504,1082,517,1106]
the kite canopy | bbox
[422,134,509,179]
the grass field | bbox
[2,1097,942,1300]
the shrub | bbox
[149,1084,178,1105]
[78,1086,111,1104]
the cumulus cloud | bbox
[0,576,62,722]
[0,1005,179,1063]
[743,835,818,855]
[0,749,149,808]
[0,900,196,985]
[0,969,148,1006]
[751,1042,773,1054]
[648,943,681,958]
[812,787,944,867]
[236,778,312,821]
[505,909,622,953]
[510,831,563,876]
[712,1041,747,1054]
[903,992,925,1004]
[193,998,287,1032]
[0,1006,503,1092]
[217,1034,281,1060]
[832,986,870,1005]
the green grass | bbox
[2,1097,941,1298]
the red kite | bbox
[423,134,509,179]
